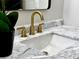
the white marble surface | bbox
[53,43,79,59]
[51,25,79,40]
[0,42,47,59]
[9,25,79,59]
[7,43,79,59]
[1,25,79,59]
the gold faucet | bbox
[17,27,27,37]
[30,11,44,35]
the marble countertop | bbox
[13,25,79,59]
[50,25,79,40]
[1,25,79,59]
[52,43,79,59]
[10,25,79,59]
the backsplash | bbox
[44,19,64,29]
[15,19,63,35]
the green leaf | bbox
[0,20,10,32]
[0,12,11,26]
[7,12,18,28]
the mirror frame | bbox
[47,0,51,9]
[0,0,51,11]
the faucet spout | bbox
[30,11,44,35]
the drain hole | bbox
[42,51,48,55]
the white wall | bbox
[15,0,64,27]
[63,0,79,26]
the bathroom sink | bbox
[14,26,79,56]
[20,33,53,51]
[14,25,79,58]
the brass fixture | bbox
[30,11,44,35]
[17,27,27,37]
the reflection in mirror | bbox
[22,0,51,10]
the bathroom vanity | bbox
[18,25,79,56]
[2,19,79,59]
[14,19,79,57]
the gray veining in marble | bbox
[51,25,79,40]
[0,42,51,59]
[5,25,79,59]
[43,19,63,29]
[53,43,79,59]
[2,24,79,59]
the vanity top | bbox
[1,25,79,59]
[52,43,79,59]
[50,25,79,40]
[12,25,79,59]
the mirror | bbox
[0,0,51,11]
[22,0,51,10]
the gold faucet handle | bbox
[29,25,35,35]
[17,27,25,34]
[37,23,44,33]
[17,27,25,30]
[17,27,28,37]
[21,29,28,37]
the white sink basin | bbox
[20,34,52,50]
[14,26,79,56]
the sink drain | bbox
[42,51,48,55]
